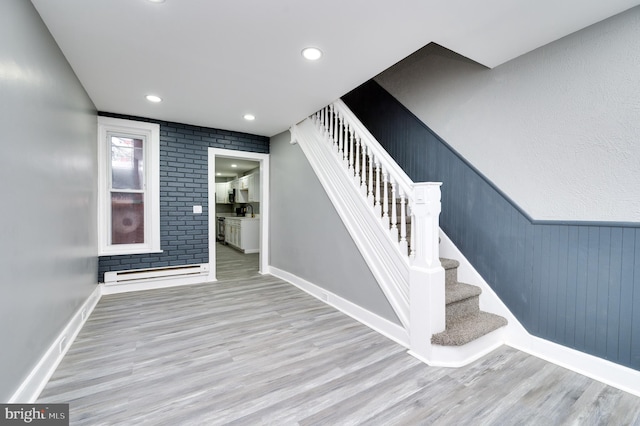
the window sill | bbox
[99,248,164,257]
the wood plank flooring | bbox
[38,272,640,425]
[216,241,260,281]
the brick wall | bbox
[98,112,269,282]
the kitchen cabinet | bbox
[239,175,250,190]
[248,172,260,202]
[224,218,259,253]
[215,182,230,204]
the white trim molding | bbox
[269,266,410,348]
[9,286,102,403]
[439,229,640,398]
[97,116,161,256]
[208,148,270,282]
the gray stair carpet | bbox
[431,258,508,346]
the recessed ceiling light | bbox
[231,164,237,168]
[302,47,322,61]
[243,114,255,121]
[147,0,166,3]
[216,172,221,176]
[145,95,162,103]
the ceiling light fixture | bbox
[231,164,237,168]
[147,0,166,3]
[243,114,255,121]
[145,95,162,103]
[301,47,322,61]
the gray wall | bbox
[0,0,98,401]
[97,112,269,282]
[269,132,399,324]
[375,6,640,222]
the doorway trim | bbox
[208,148,270,281]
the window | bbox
[98,117,161,255]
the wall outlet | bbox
[59,337,67,354]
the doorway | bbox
[207,148,269,282]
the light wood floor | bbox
[38,272,640,425]
[216,241,260,281]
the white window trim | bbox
[97,116,161,256]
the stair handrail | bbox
[305,100,447,362]
[314,99,442,269]
[332,99,414,199]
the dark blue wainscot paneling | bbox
[97,112,269,282]
[342,80,640,371]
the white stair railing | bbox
[294,99,446,362]
[314,101,415,257]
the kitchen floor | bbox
[216,241,259,280]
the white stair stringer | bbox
[290,119,410,330]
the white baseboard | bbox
[100,274,211,295]
[509,336,640,398]
[9,285,102,403]
[268,266,409,347]
[439,229,640,398]
[411,327,506,368]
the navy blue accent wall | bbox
[342,80,640,371]
[97,112,269,282]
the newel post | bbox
[409,182,445,362]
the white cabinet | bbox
[225,218,240,248]
[239,175,250,190]
[248,172,260,202]
[215,182,229,204]
[235,187,248,203]
[224,218,259,253]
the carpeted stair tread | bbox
[431,311,508,346]
[446,282,481,304]
[440,258,460,270]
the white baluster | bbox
[382,168,389,227]
[338,114,344,162]
[342,122,349,167]
[354,136,361,186]
[325,107,331,138]
[348,126,354,173]
[328,104,334,145]
[374,160,381,217]
[399,191,408,256]
[390,180,398,240]
[367,149,374,204]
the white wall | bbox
[269,131,400,324]
[0,0,97,401]
[375,6,640,222]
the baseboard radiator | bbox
[104,264,209,284]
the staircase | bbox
[290,99,507,365]
[433,258,507,346]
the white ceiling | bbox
[215,157,259,179]
[31,0,640,137]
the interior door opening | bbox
[207,148,269,282]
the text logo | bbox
[1,404,68,425]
